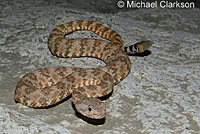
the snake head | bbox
[72,92,106,119]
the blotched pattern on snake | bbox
[15,20,152,119]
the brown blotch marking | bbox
[100,26,109,34]
[76,39,85,56]
[96,30,102,36]
[15,95,21,102]
[100,82,108,89]
[49,34,63,45]
[79,20,87,29]
[102,73,111,81]
[113,75,120,84]
[95,48,102,54]
[80,38,87,46]
[57,24,67,33]
[102,90,109,96]
[25,88,35,95]
[51,42,59,55]
[23,79,34,87]
[54,67,65,73]
[92,70,101,76]
[63,40,72,57]
[95,26,104,36]
[75,20,83,29]
[87,79,94,85]
[48,34,62,45]
[41,101,48,106]
[81,79,87,86]
[51,91,59,101]
[52,28,64,35]
[38,97,47,106]
[66,75,75,83]
[54,37,65,46]
[89,86,96,91]
[113,35,123,43]
[105,29,113,40]
[78,70,87,77]
[102,51,110,60]
[39,77,48,87]
[33,81,41,89]
[41,88,52,96]
[119,64,126,74]
[57,82,66,90]
[16,91,26,102]
[102,27,111,39]
[40,68,50,76]
[30,101,38,107]
[67,21,74,28]
[84,20,91,30]
[58,43,66,56]
[77,87,85,92]
[52,73,60,82]
[16,82,24,89]
[49,78,56,86]
[72,93,80,103]
[22,97,28,106]
[93,40,103,56]
[73,25,79,31]
[85,42,93,56]
[49,32,63,38]
[57,71,65,77]
[71,45,80,57]
[65,88,72,96]
[93,23,102,31]
[76,79,83,87]
[91,92,97,97]
[15,85,22,92]
[87,21,97,31]
[88,22,95,31]
[50,98,58,105]
[29,73,37,81]
[109,30,117,40]
[58,90,66,100]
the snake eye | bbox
[88,107,92,112]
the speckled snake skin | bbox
[15,20,152,119]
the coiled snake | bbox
[15,20,152,119]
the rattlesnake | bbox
[15,20,152,119]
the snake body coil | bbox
[15,20,151,119]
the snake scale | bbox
[15,20,152,119]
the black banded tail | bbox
[124,40,153,55]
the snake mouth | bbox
[90,113,105,119]
[80,109,106,119]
